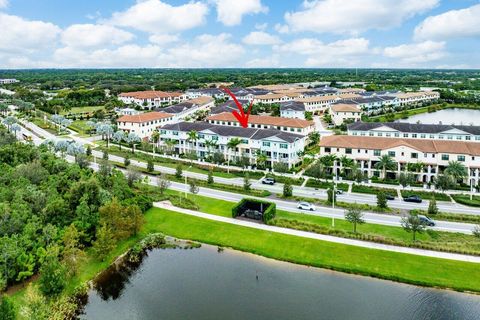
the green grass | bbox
[401,190,450,202]
[352,184,397,195]
[306,179,349,191]
[452,194,480,207]
[143,208,480,292]
[68,120,92,134]
[60,105,104,115]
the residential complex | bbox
[348,122,480,142]
[117,111,174,139]
[160,122,306,169]
[329,104,362,126]
[320,135,480,184]
[206,112,315,135]
[0,78,19,84]
[157,96,214,121]
[118,91,188,109]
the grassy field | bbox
[144,208,480,292]
[60,105,104,115]
[68,120,92,134]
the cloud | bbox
[245,55,280,68]
[109,0,208,34]
[255,23,268,31]
[215,0,268,26]
[414,4,480,41]
[0,13,61,53]
[61,24,134,48]
[275,37,371,67]
[148,34,180,44]
[284,0,439,34]
[0,0,8,9]
[383,41,446,64]
[242,31,281,45]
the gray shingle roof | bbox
[210,100,249,114]
[348,122,480,135]
[162,121,304,143]
[280,101,305,112]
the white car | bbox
[297,202,316,211]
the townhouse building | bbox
[0,79,19,84]
[206,112,315,135]
[348,122,480,142]
[280,101,306,119]
[117,111,175,139]
[296,95,340,114]
[329,104,363,126]
[157,96,214,121]
[159,122,306,169]
[252,93,302,104]
[320,135,480,184]
[118,91,189,109]
[394,91,440,106]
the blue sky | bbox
[0,0,479,68]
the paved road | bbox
[21,119,480,218]
[154,201,480,264]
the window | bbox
[466,136,471,141]
[412,134,417,138]
[456,136,462,140]
[352,132,358,136]
[378,133,383,137]
[394,133,400,137]
[369,132,374,136]
[346,148,352,154]
[241,139,248,144]
[386,133,391,137]
[173,132,179,136]
[411,153,418,159]
[429,135,434,139]
[280,143,288,149]
[212,136,218,141]
[262,142,270,147]
[324,147,331,153]
[447,135,453,140]
[420,134,426,139]
[441,154,449,161]
[458,155,465,162]
[403,133,409,138]
[388,151,395,157]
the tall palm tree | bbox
[339,155,354,177]
[226,138,242,172]
[164,138,177,155]
[255,150,267,169]
[445,161,468,184]
[0,103,9,116]
[187,130,199,156]
[374,154,396,179]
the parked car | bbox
[403,195,422,203]
[297,202,316,211]
[418,215,436,227]
[385,194,395,201]
[335,189,343,195]
[241,209,263,220]
[262,177,275,185]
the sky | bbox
[0,0,479,69]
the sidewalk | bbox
[153,201,480,264]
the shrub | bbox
[175,164,183,179]
[428,198,438,215]
[147,159,154,172]
[377,191,388,210]
[232,198,276,223]
[39,256,67,297]
[283,181,293,197]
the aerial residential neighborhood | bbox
[1,1,480,320]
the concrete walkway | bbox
[153,201,480,264]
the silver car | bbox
[297,202,316,211]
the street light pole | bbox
[332,171,337,228]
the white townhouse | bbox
[329,104,363,126]
[252,93,302,104]
[186,88,227,99]
[394,91,440,106]
[0,79,19,84]
[116,111,175,139]
[280,101,306,119]
[206,112,315,136]
[159,122,306,169]
[296,95,340,114]
[158,96,214,121]
[118,91,189,109]
[320,135,480,185]
[348,122,480,142]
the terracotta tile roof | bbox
[331,104,362,113]
[338,93,363,99]
[118,91,184,99]
[117,111,173,123]
[320,135,480,156]
[187,96,214,105]
[254,93,301,99]
[207,112,314,128]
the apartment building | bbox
[206,112,315,135]
[118,91,189,109]
[159,122,306,168]
[252,93,302,104]
[0,79,19,84]
[394,91,440,106]
[320,135,480,184]
[117,111,174,139]
[210,100,250,114]
[348,122,480,142]
[280,101,306,119]
[296,95,340,114]
[158,96,214,121]
[329,104,362,126]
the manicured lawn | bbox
[68,120,92,134]
[60,105,104,115]
[352,184,397,195]
[144,208,480,292]
[452,194,480,207]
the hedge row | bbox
[232,198,276,223]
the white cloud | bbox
[414,4,480,41]
[242,31,281,45]
[284,0,439,34]
[109,0,208,34]
[149,34,180,44]
[383,41,446,64]
[62,24,134,48]
[0,0,8,9]
[215,0,268,26]
[255,23,268,31]
[245,55,280,68]
[0,13,61,53]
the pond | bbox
[80,245,480,320]
[398,108,480,125]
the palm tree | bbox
[2,116,16,131]
[445,161,468,184]
[0,103,9,116]
[187,130,199,157]
[151,130,160,144]
[164,138,177,155]
[113,130,126,150]
[204,138,217,159]
[308,131,320,146]
[374,154,396,179]
[255,150,267,169]
[339,155,354,177]
[226,138,242,172]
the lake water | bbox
[398,108,480,126]
[80,245,480,320]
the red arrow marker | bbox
[221,87,253,128]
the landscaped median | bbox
[144,207,480,293]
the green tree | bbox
[20,285,49,320]
[283,180,293,197]
[401,214,426,241]
[157,173,171,195]
[243,173,251,192]
[124,155,131,167]
[327,187,336,204]
[374,154,396,179]
[175,164,183,178]
[473,225,480,238]
[0,295,15,320]
[435,174,455,192]
[38,254,67,297]
[377,191,388,210]
[102,150,109,161]
[61,224,86,277]
[344,206,365,233]
[428,197,438,215]
[226,137,242,165]
[86,145,92,156]
[147,159,154,172]
[207,169,214,184]
[399,172,415,188]
[444,161,468,184]
[125,205,144,236]
[308,131,320,146]
[93,224,115,261]
[189,180,199,195]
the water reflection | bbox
[81,245,480,320]
[398,108,480,126]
